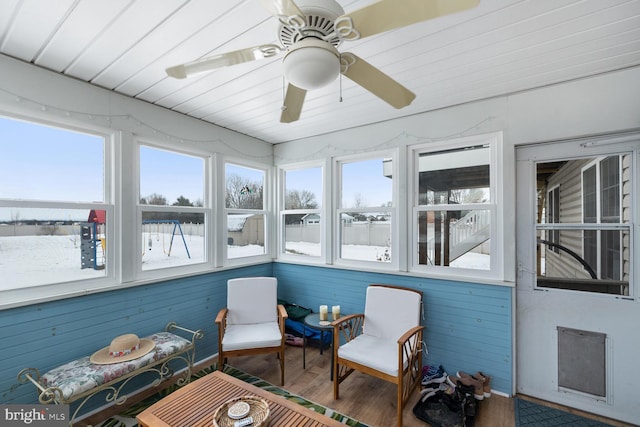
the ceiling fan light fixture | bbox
[283,38,340,90]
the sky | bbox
[0,116,103,203]
[1,115,393,222]
[283,158,392,210]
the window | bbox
[139,144,206,271]
[225,162,267,260]
[336,156,394,264]
[582,156,622,281]
[280,165,323,259]
[0,115,109,290]
[413,139,497,275]
[536,155,631,295]
[546,186,560,253]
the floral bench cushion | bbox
[40,332,191,402]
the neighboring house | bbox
[301,213,320,225]
[539,155,630,295]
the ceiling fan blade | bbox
[166,44,281,79]
[257,0,305,25]
[280,84,306,123]
[341,53,415,109]
[335,0,479,40]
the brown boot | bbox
[475,371,491,398]
[448,373,484,400]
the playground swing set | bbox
[80,210,190,271]
[142,220,191,259]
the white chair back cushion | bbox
[227,277,277,325]
[363,286,421,339]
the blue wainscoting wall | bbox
[1,261,513,412]
[273,262,514,395]
[0,263,272,407]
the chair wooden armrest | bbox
[397,324,424,346]
[217,277,286,385]
[333,285,424,427]
[331,313,362,327]
[277,304,288,336]
[215,308,228,324]
[277,304,288,320]
[332,313,364,347]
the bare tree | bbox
[141,193,168,205]
[286,189,318,210]
[352,193,366,208]
[10,210,20,236]
[226,173,263,209]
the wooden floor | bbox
[225,344,634,427]
[226,344,513,427]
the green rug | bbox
[515,398,614,427]
[97,364,368,427]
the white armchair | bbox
[333,284,424,427]
[215,277,288,385]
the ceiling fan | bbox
[165,0,479,123]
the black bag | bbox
[278,299,312,322]
[412,383,476,427]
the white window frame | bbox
[277,161,326,263]
[333,150,398,270]
[409,132,505,281]
[135,140,212,280]
[223,158,272,266]
[547,185,561,254]
[580,156,624,280]
[0,113,117,306]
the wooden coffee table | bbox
[137,370,347,426]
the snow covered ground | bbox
[1,235,489,291]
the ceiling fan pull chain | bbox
[339,54,343,102]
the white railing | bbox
[450,210,489,247]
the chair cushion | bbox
[222,322,282,351]
[39,332,191,401]
[227,277,278,325]
[363,286,421,340]
[338,334,400,377]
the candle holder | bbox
[319,305,328,321]
[331,305,340,320]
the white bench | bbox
[18,322,203,426]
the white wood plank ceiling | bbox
[1,0,639,144]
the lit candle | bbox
[319,305,328,321]
[332,305,340,320]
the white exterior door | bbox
[515,136,639,425]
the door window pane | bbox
[536,156,630,295]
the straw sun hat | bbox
[90,333,155,365]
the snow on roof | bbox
[227,214,254,232]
